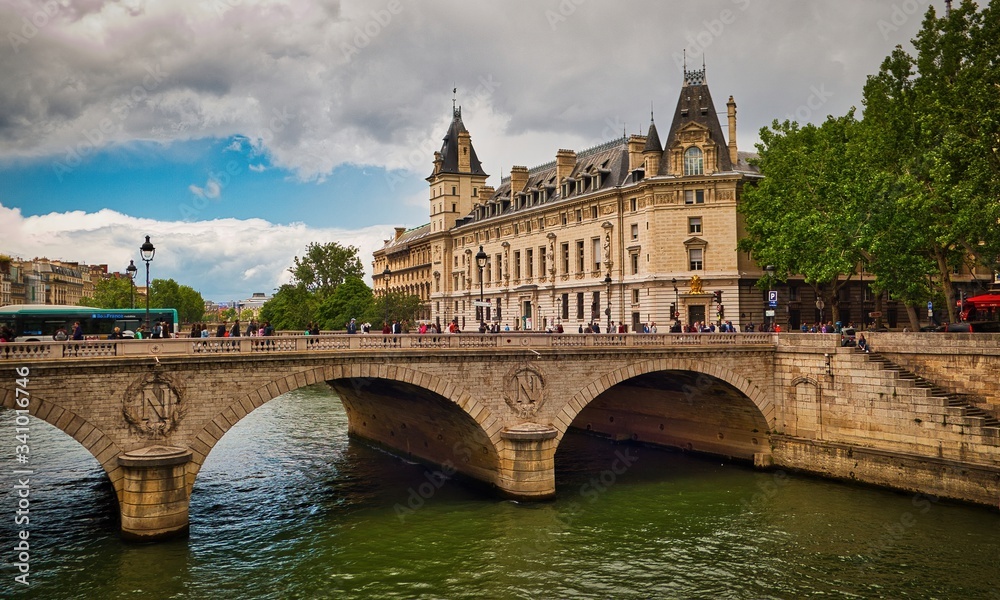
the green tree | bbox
[289,242,365,298]
[259,284,317,331]
[859,2,1000,324]
[79,277,135,309]
[371,291,425,328]
[316,276,375,330]
[148,278,205,323]
[738,113,866,324]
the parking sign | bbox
[768,290,778,308]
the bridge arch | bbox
[186,363,502,492]
[552,356,773,446]
[0,387,124,499]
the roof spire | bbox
[650,101,654,123]
[945,0,952,17]
[683,55,706,87]
[452,86,458,117]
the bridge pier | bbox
[117,446,193,541]
[498,424,559,500]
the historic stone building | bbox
[376,67,997,331]
[375,67,782,331]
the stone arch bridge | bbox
[1,332,998,540]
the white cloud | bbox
[188,178,222,199]
[0,202,394,301]
[248,163,266,172]
[0,0,929,186]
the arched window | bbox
[684,146,704,176]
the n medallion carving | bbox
[504,365,546,418]
[123,372,186,438]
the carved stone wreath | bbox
[122,372,186,438]
[503,365,546,419]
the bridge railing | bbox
[0,332,779,361]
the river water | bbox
[2,384,999,599]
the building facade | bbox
[373,69,991,331]
[376,68,772,331]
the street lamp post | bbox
[139,236,155,331]
[126,260,137,309]
[382,266,391,327]
[601,221,614,333]
[672,277,679,322]
[604,274,612,333]
[764,264,776,331]
[475,245,488,324]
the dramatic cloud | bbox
[0,202,393,300]
[0,0,930,182]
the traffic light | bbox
[669,302,677,320]
[713,290,723,303]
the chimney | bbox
[555,149,576,189]
[480,184,495,198]
[510,165,529,196]
[394,227,406,240]
[457,130,472,172]
[727,95,738,167]
[432,151,443,176]
[627,135,646,172]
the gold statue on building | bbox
[689,275,704,294]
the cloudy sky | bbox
[0,0,933,301]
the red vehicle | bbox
[958,292,1000,322]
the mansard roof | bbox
[377,223,432,255]
[460,138,630,227]
[660,67,733,172]
[433,107,487,177]
[735,150,761,174]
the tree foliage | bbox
[371,291,425,328]
[743,1,1000,328]
[289,242,365,297]
[739,113,866,323]
[148,278,205,324]
[79,277,135,309]
[259,283,318,331]
[856,1,1000,325]
[315,276,374,330]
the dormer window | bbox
[684,147,704,176]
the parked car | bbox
[841,327,857,346]
[945,321,1000,333]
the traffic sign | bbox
[768,290,777,308]
[473,300,491,307]
[868,311,882,318]
[765,310,775,317]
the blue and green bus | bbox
[0,305,180,341]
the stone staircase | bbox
[863,351,1000,431]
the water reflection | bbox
[2,384,999,599]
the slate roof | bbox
[432,107,487,177]
[461,138,631,227]
[643,118,662,153]
[378,223,432,254]
[660,68,733,173]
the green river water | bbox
[2,384,999,599]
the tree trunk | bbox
[906,304,921,331]
[935,248,957,323]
